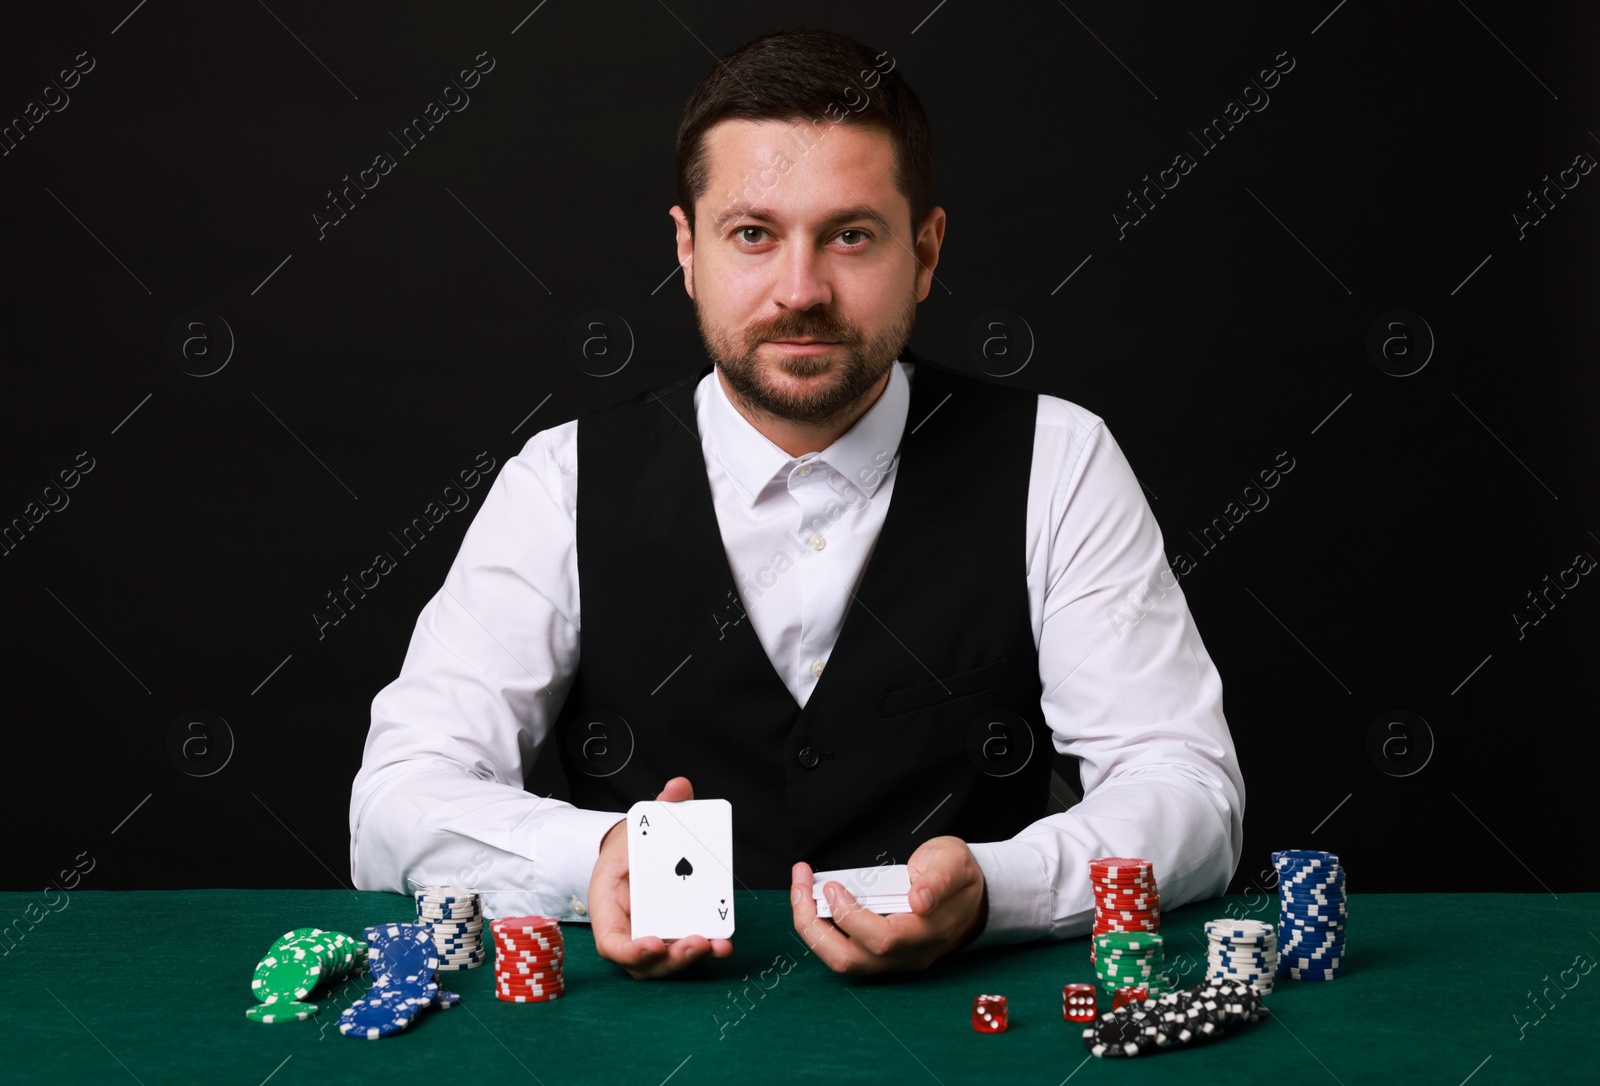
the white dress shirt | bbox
[349,359,1244,946]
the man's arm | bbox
[965,398,1245,948]
[348,421,623,921]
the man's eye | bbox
[838,230,866,245]
[737,227,767,243]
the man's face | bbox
[672,119,943,429]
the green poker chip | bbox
[246,1000,320,1023]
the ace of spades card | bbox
[626,799,735,941]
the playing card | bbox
[627,799,735,941]
[812,865,913,919]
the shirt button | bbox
[798,463,813,477]
[570,897,588,916]
[811,659,826,677]
[798,746,820,769]
[808,534,825,550]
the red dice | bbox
[972,993,1008,1033]
[1063,983,1098,1022]
[1112,985,1149,1010]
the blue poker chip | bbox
[1279,883,1346,896]
[337,989,425,1039]
[366,925,440,983]
[1280,930,1343,947]
[432,989,462,1009]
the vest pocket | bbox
[876,657,1010,718]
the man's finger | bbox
[657,776,695,802]
[821,880,908,959]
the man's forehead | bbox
[697,118,904,227]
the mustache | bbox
[746,314,853,343]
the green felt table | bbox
[2,890,1595,1084]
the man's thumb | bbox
[657,776,695,802]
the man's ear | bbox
[670,205,695,299]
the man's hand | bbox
[588,776,735,979]
[791,836,988,974]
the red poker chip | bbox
[496,953,566,966]
[1094,907,1161,920]
[492,918,560,935]
[1094,914,1161,926]
[497,978,565,990]
[498,966,562,979]
[494,939,564,953]
[1089,869,1154,880]
[496,991,562,1003]
[494,945,565,959]
[498,984,565,997]
[1088,857,1152,870]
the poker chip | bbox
[1273,850,1346,981]
[245,1001,319,1023]
[417,887,486,972]
[338,988,426,1040]
[1088,858,1161,968]
[492,915,566,1004]
[246,927,369,1024]
[1205,916,1276,994]
[1094,930,1164,995]
[333,921,461,1039]
[1085,977,1266,1058]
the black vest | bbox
[552,349,1052,888]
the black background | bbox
[2,1,1595,897]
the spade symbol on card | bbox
[675,857,693,880]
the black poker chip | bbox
[1086,976,1268,1057]
[1085,1011,1144,1057]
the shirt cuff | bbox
[526,806,626,923]
[963,839,1054,949]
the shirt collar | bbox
[700,358,911,507]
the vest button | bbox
[798,746,820,769]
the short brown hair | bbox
[675,28,936,241]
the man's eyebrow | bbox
[710,204,892,234]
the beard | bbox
[693,280,918,429]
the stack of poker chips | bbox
[1088,857,1161,969]
[492,915,565,1002]
[1273,849,1346,980]
[416,886,484,970]
[1204,918,1277,994]
[247,927,367,1023]
[1093,931,1165,996]
[1082,978,1267,1058]
[338,923,461,1039]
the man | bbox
[350,27,1243,980]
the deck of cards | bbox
[626,799,735,941]
[812,864,913,919]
